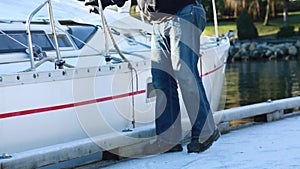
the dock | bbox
[101,112,300,169]
[1,97,300,169]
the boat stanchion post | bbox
[25,0,66,70]
[47,0,65,69]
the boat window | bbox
[0,30,54,53]
[48,34,73,48]
[67,25,97,49]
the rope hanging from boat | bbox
[97,0,137,129]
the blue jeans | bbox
[151,2,216,144]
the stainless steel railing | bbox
[25,0,63,70]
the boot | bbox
[187,129,220,153]
[144,140,183,155]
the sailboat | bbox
[0,0,230,167]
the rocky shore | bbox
[228,36,300,61]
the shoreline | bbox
[228,35,300,61]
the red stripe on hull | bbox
[0,90,146,119]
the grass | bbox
[203,11,300,36]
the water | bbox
[222,59,300,109]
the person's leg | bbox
[171,3,218,148]
[151,23,182,146]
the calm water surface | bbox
[222,59,300,109]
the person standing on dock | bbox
[84,0,220,154]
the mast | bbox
[211,0,219,37]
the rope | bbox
[97,1,137,129]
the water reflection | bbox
[223,60,300,109]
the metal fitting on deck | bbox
[55,59,65,69]
[0,153,12,159]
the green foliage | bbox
[203,12,300,37]
[277,26,295,38]
[236,12,258,40]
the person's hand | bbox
[84,0,128,14]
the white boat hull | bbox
[0,40,229,154]
[0,0,230,154]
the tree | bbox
[271,0,276,17]
[263,0,271,25]
[283,0,289,26]
[248,0,261,20]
